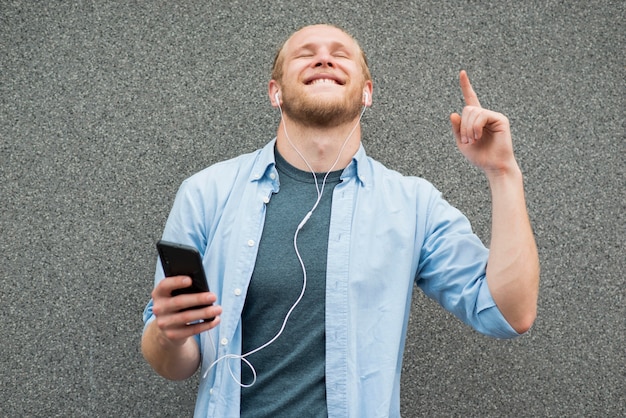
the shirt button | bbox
[209,388,214,395]
[247,239,255,247]
[234,288,242,296]
[262,196,270,204]
[269,173,276,180]
[220,338,228,346]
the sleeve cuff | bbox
[475,282,522,339]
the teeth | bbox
[310,78,337,85]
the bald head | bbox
[271,24,372,84]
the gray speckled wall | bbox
[1,1,623,416]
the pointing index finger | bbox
[460,70,481,107]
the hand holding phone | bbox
[156,240,214,321]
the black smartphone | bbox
[156,240,213,318]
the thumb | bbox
[449,112,462,143]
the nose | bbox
[314,49,334,68]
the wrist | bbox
[152,321,187,349]
[485,159,522,184]
[158,334,187,350]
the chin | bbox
[283,94,362,127]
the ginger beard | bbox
[279,79,365,128]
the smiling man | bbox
[142,24,539,417]
[270,25,372,130]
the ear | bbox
[362,80,373,107]
[268,80,281,107]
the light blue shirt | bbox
[143,139,519,418]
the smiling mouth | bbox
[305,76,345,86]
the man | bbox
[142,24,539,417]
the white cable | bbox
[203,100,367,386]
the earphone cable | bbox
[202,100,367,386]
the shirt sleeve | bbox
[142,178,206,348]
[415,188,520,339]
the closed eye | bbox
[293,47,315,59]
[332,46,352,59]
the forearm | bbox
[141,319,201,381]
[485,164,539,334]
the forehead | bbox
[284,25,359,54]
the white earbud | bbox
[363,92,369,105]
[274,92,281,106]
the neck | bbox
[275,114,363,173]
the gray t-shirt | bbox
[240,149,342,417]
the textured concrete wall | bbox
[1,1,623,416]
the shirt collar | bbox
[341,143,370,187]
[250,138,279,184]
[251,138,371,187]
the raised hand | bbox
[449,70,518,177]
[448,71,538,334]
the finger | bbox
[461,104,493,144]
[153,275,192,298]
[449,113,462,143]
[173,291,217,313]
[459,106,473,144]
[151,276,194,317]
[184,315,221,335]
[459,70,481,108]
[154,290,217,322]
[176,301,221,325]
[155,299,221,331]
[161,315,221,341]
